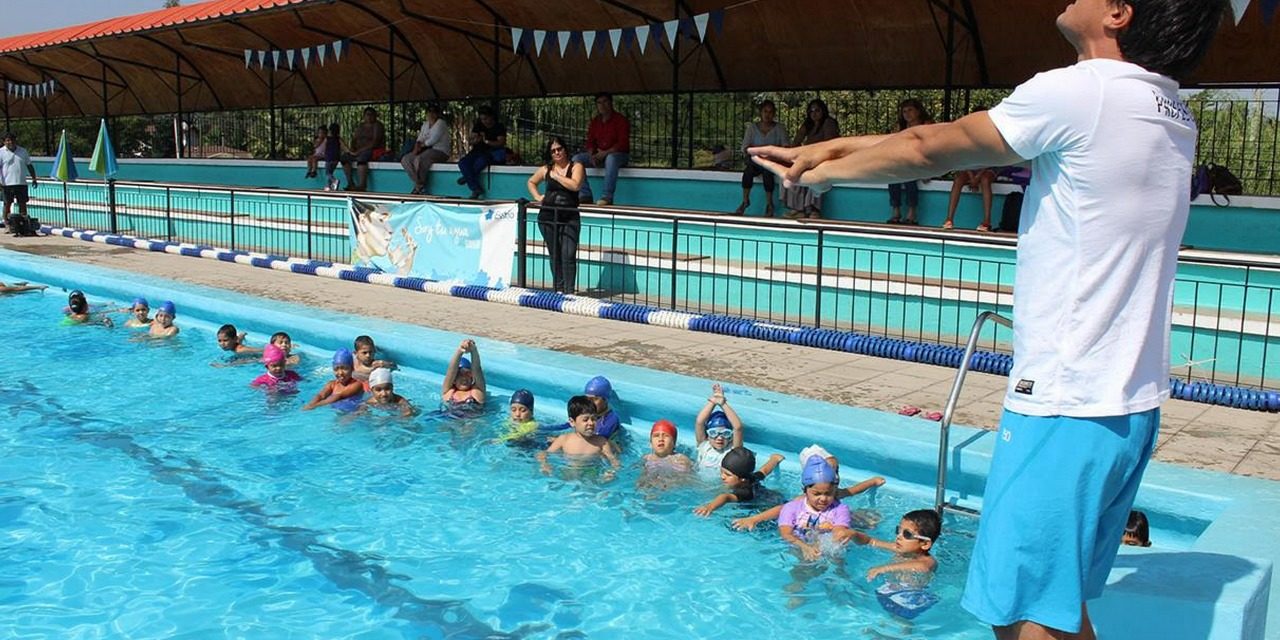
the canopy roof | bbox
[0,0,1276,119]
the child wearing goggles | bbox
[852,509,940,585]
[694,383,744,477]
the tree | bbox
[163,0,180,7]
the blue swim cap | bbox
[510,389,534,409]
[584,375,612,397]
[801,455,837,486]
[458,356,472,371]
[132,297,149,309]
[158,301,176,317]
[706,410,731,430]
[332,348,355,367]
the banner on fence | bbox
[348,199,518,288]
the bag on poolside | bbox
[998,190,1023,233]
[10,213,40,237]
[1202,163,1243,206]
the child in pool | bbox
[731,445,886,531]
[583,376,624,440]
[122,297,151,328]
[270,331,302,367]
[537,395,621,479]
[694,383,744,477]
[442,339,486,405]
[852,509,940,585]
[693,446,784,516]
[218,324,261,357]
[357,367,413,416]
[148,301,180,338]
[1122,510,1152,547]
[0,280,46,294]
[780,456,856,561]
[496,389,540,444]
[352,335,397,381]
[64,290,113,327]
[638,420,694,489]
[303,348,366,410]
[250,344,302,394]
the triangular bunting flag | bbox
[608,28,622,56]
[511,27,524,53]
[663,19,679,47]
[256,50,267,68]
[582,30,596,58]
[557,31,571,56]
[710,9,725,35]
[694,13,710,41]
[334,39,347,61]
[317,43,327,66]
[272,50,281,70]
[1231,0,1252,23]
[245,49,253,68]
[35,83,42,98]
[1262,0,1278,22]
[533,30,547,56]
[635,25,650,54]
[286,49,296,69]
[302,47,312,68]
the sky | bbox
[0,0,168,38]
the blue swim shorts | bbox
[961,408,1159,633]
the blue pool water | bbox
[1,274,994,638]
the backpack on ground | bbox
[998,191,1024,232]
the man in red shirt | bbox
[572,93,630,205]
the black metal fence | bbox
[27,179,1280,391]
[12,87,1280,195]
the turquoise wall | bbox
[33,157,1280,255]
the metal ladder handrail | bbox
[935,310,1013,517]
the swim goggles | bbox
[706,427,733,439]
[896,526,932,544]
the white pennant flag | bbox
[582,30,596,58]
[244,49,253,68]
[333,39,345,61]
[635,25,650,54]
[1230,0,1251,23]
[511,27,523,52]
[256,50,267,68]
[663,20,679,46]
[35,83,42,98]
[694,13,710,41]
[272,50,281,69]
[286,49,296,69]
[557,31,571,56]
[317,43,327,66]
[608,28,622,56]
[301,47,312,68]
[533,30,547,56]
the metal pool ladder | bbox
[934,310,1012,518]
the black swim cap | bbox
[720,446,757,479]
[67,290,87,314]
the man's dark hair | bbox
[1115,0,1231,81]
[903,509,942,542]
[363,106,377,116]
[567,395,596,419]
[476,105,495,117]
[595,92,613,103]
[2,132,13,141]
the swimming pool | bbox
[2,249,1277,638]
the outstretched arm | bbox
[720,393,745,449]
[693,493,736,517]
[441,340,467,395]
[467,340,487,401]
[731,502,785,530]
[758,453,784,478]
[840,476,886,498]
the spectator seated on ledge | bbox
[401,103,452,195]
[456,106,508,200]
[572,92,630,206]
[341,107,388,192]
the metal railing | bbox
[29,179,1280,391]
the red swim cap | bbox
[650,419,678,437]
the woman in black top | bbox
[527,136,587,294]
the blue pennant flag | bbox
[710,9,725,35]
[1263,0,1279,21]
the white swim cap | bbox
[369,367,393,388]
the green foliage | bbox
[1186,89,1280,196]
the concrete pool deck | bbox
[3,232,1278,481]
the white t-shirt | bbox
[696,440,729,476]
[0,146,32,186]
[414,119,450,155]
[988,59,1196,417]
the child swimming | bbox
[537,395,621,480]
[63,290,112,327]
[352,335,397,381]
[217,324,261,357]
[269,331,302,367]
[731,445,886,531]
[1122,510,1152,547]
[148,301,180,338]
[442,339,486,405]
[122,297,151,328]
[357,367,413,416]
[0,280,47,294]
[495,389,540,444]
[302,348,366,410]
[694,383,743,477]
[693,446,784,516]
[779,456,855,561]
[853,509,940,585]
[250,344,302,394]
[583,376,623,440]
[638,420,694,490]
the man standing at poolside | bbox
[752,1,1231,638]
[1,132,38,235]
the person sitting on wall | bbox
[456,106,508,200]
[572,93,630,206]
[942,106,997,231]
[341,107,387,192]
[401,103,451,195]
[736,100,790,217]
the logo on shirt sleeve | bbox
[1014,379,1035,395]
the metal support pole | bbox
[165,186,173,241]
[229,189,236,250]
[492,23,500,109]
[388,30,396,142]
[942,0,956,121]
[306,194,314,261]
[516,199,528,288]
[3,87,10,133]
[62,181,69,227]
[268,69,277,159]
[669,218,680,307]
[814,229,825,328]
[686,92,695,168]
[669,2,681,169]
[175,55,184,159]
[107,179,118,235]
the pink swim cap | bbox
[262,344,286,364]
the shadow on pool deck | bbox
[3,232,1278,481]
